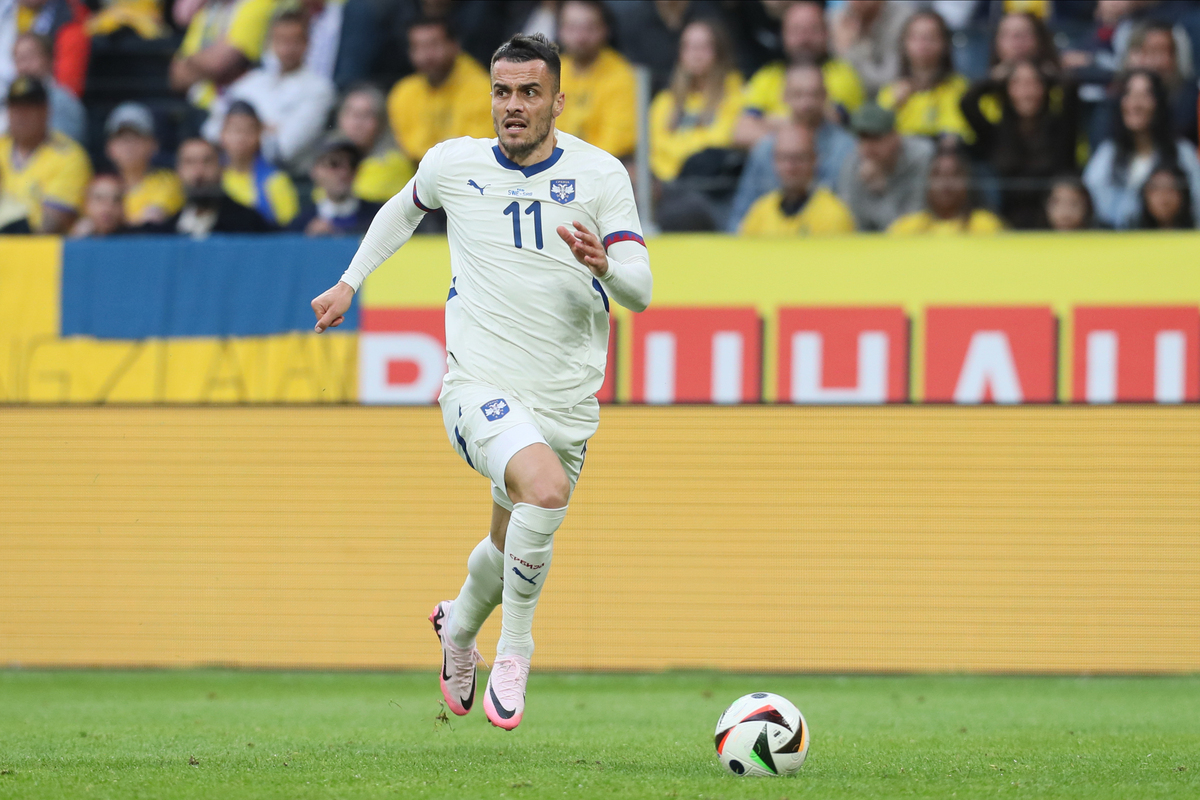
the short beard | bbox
[499,114,553,161]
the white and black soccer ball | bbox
[714,692,809,777]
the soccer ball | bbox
[714,692,809,777]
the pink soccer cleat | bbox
[483,654,530,730]
[429,601,486,716]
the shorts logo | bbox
[550,179,576,205]
[481,398,510,421]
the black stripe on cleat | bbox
[488,685,516,719]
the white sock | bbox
[497,503,566,659]
[447,536,504,648]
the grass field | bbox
[0,671,1197,800]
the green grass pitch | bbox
[0,671,1197,799]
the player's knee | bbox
[516,475,570,509]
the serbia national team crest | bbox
[550,179,576,205]
[481,398,510,421]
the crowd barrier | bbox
[3,232,1200,404]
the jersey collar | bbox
[492,144,564,177]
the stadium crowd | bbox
[1,0,1200,237]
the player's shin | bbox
[448,536,505,648]
[496,503,567,659]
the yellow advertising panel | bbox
[2,406,1197,673]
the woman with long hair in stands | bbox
[648,17,743,183]
[961,59,1080,229]
[1083,69,1200,228]
[876,10,969,140]
[988,11,1060,77]
[1138,165,1195,229]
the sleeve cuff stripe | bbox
[602,230,645,249]
[412,185,437,212]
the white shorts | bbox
[439,377,600,510]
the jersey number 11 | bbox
[503,200,543,250]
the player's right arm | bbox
[311,145,444,332]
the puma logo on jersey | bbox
[467,180,489,195]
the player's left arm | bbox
[555,167,652,312]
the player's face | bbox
[491,59,564,161]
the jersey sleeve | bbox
[339,148,443,291]
[595,162,643,250]
[412,141,445,211]
[594,163,651,312]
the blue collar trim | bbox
[492,144,564,177]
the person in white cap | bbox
[104,102,185,225]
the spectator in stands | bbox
[961,60,1080,229]
[888,147,1004,234]
[1044,176,1095,231]
[0,166,32,233]
[556,0,637,160]
[11,32,84,142]
[738,123,854,236]
[69,174,129,237]
[202,10,337,173]
[1124,21,1197,145]
[150,137,273,235]
[170,0,276,113]
[296,0,379,91]
[291,137,381,235]
[735,1,864,148]
[386,16,492,163]
[876,11,970,141]
[649,18,742,182]
[12,0,89,97]
[728,63,855,231]
[335,84,414,204]
[988,11,1060,77]
[1139,165,1195,229]
[608,0,701,94]
[0,76,90,233]
[218,100,299,227]
[104,102,184,226]
[1083,70,1200,229]
[828,0,913,97]
[835,101,934,232]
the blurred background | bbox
[1,0,1198,675]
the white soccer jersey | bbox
[342,131,651,409]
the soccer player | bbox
[310,34,652,730]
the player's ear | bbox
[553,90,565,119]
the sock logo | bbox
[509,555,544,570]
[511,567,539,586]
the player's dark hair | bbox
[408,15,456,42]
[491,33,562,92]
